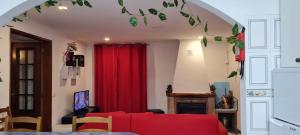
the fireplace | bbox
[176,103,207,114]
[166,92,215,114]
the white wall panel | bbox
[274,19,281,49]
[248,19,268,50]
[247,97,272,135]
[275,55,281,69]
[246,16,280,135]
[246,54,271,89]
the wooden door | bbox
[280,0,300,67]
[11,43,42,117]
[10,29,52,131]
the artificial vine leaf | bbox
[159,12,167,21]
[204,22,208,32]
[23,12,27,17]
[118,0,124,6]
[45,0,58,7]
[236,40,244,48]
[139,9,145,16]
[125,10,132,15]
[189,17,195,26]
[12,17,23,22]
[144,16,148,26]
[226,36,236,44]
[232,45,236,54]
[35,6,41,13]
[180,11,189,18]
[228,71,238,78]
[214,36,222,41]
[163,1,168,8]
[76,0,83,6]
[202,36,208,47]
[168,2,175,7]
[148,8,158,15]
[84,0,92,8]
[196,16,201,24]
[174,0,178,7]
[72,1,77,5]
[4,25,13,27]
[129,16,138,27]
[181,3,185,10]
[182,0,186,4]
[121,7,126,14]
[232,23,239,35]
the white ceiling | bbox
[27,0,232,44]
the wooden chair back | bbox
[72,116,112,132]
[10,116,41,132]
[0,107,12,130]
[0,116,9,131]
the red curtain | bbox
[94,44,147,113]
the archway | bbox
[0,0,246,133]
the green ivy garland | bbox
[7,0,243,78]
[11,0,92,23]
[118,0,244,78]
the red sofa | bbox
[80,112,227,135]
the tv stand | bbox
[61,106,100,124]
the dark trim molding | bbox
[166,92,215,98]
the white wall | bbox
[85,45,95,106]
[227,45,241,130]
[0,0,26,16]
[173,40,210,93]
[146,40,230,113]
[146,40,179,112]
[203,41,229,83]
[0,27,10,108]
[191,0,279,26]
[0,20,93,129]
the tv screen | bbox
[74,90,89,112]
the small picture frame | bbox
[66,52,75,66]
[74,55,84,67]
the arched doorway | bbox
[1,1,279,134]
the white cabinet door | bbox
[280,0,300,67]
[246,53,271,89]
[246,97,272,135]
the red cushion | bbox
[79,112,131,132]
[129,112,154,115]
[130,114,220,135]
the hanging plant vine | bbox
[7,0,244,78]
[10,0,92,23]
[118,0,245,78]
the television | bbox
[74,90,89,113]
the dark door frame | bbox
[10,28,52,131]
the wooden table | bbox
[0,132,137,135]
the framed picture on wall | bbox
[74,55,84,67]
[66,52,75,66]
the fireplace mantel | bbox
[166,92,216,114]
[166,92,215,98]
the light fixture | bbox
[104,37,110,41]
[58,5,68,10]
[58,0,68,11]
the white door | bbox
[280,0,300,67]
